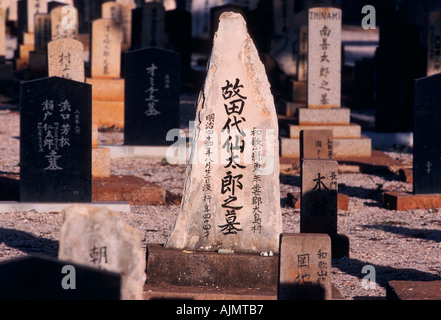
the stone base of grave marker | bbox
[280,136,372,158]
[383,192,441,211]
[92,148,111,178]
[86,78,125,129]
[291,80,307,103]
[92,175,167,205]
[386,281,441,300]
[144,243,345,300]
[287,192,349,211]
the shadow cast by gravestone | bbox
[0,175,19,201]
[0,255,121,300]
[362,224,441,244]
[332,257,441,290]
[278,283,326,300]
[0,227,59,257]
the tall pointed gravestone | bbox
[20,76,92,202]
[166,12,282,253]
[280,7,371,159]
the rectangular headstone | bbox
[301,159,338,234]
[272,0,295,37]
[102,1,122,23]
[47,38,85,82]
[427,12,441,76]
[278,233,332,300]
[20,77,92,202]
[0,255,121,300]
[34,13,51,51]
[297,25,308,81]
[166,12,282,253]
[141,2,165,48]
[50,5,79,40]
[307,7,341,109]
[414,73,441,194]
[300,129,333,160]
[124,47,180,146]
[91,18,122,79]
[27,0,48,33]
[116,0,136,50]
[59,205,147,300]
[0,8,5,60]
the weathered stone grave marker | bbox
[20,76,92,202]
[59,205,147,300]
[307,7,341,109]
[50,5,79,40]
[278,233,332,300]
[124,47,180,146]
[90,18,122,79]
[300,159,338,235]
[87,18,124,129]
[116,0,136,51]
[280,7,371,158]
[47,38,84,82]
[0,255,121,300]
[300,129,333,160]
[166,12,282,253]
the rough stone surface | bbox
[59,205,146,300]
[278,233,332,300]
[300,129,333,160]
[166,12,283,253]
[91,19,122,79]
[301,159,338,235]
[387,281,441,300]
[47,39,85,82]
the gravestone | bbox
[0,7,5,60]
[102,1,122,24]
[59,205,147,300]
[34,13,51,51]
[141,2,166,48]
[0,255,121,300]
[300,159,338,235]
[74,0,105,34]
[20,76,92,202]
[307,7,341,109]
[297,25,308,81]
[91,18,122,79]
[278,233,332,300]
[124,47,180,146]
[413,73,441,194]
[27,0,48,33]
[300,129,333,160]
[427,12,441,76]
[272,0,295,37]
[50,5,79,40]
[165,7,192,75]
[269,22,298,78]
[47,38,85,82]
[166,12,282,253]
[116,0,136,51]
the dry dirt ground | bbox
[1,100,440,300]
